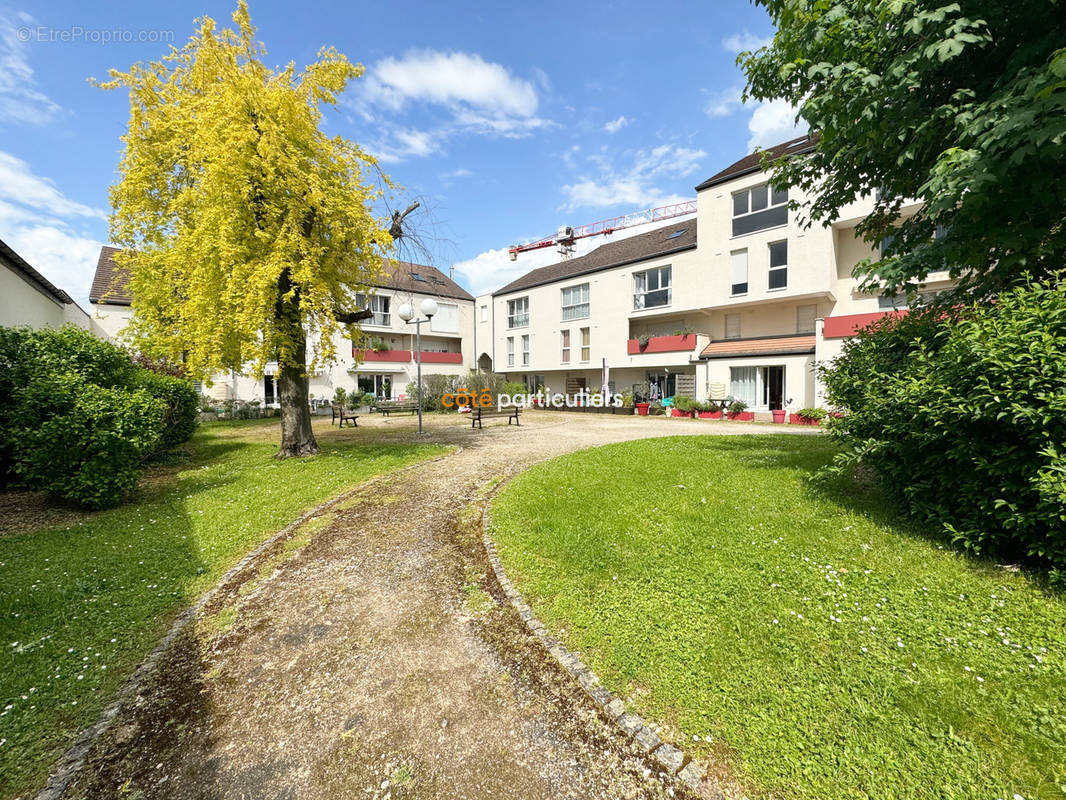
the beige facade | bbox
[90,257,475,406]
[476,134,947,415]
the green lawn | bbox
[490,435,1066,800]
[0,419,448,799]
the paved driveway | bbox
[68,412,816,800]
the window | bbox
[521,334,530,366]
[633,266,672,309]
[507,296,529,328]
[355,293,391,326]
[429,301,458,333]
[561,283,590,321]
[507,336,515,367]
[768,240,788,290]
[796,304,817,333]
[730,249,748,295]
[725,313,741,340]
[480,304,488,322]
[732,183,788,236]
[730,366,757,407]
[561,330,571,363]
[410,272,425,282]
[667,228,687,239]
[580,327,590,362]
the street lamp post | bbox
[397,298,438,435]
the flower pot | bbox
[789,413,820,426]
[727,411,755,421]
[772,409,786,424]
[636,403,650,416]
[697,410,722,419]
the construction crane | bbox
[508,200,697,261]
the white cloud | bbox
[604,115,631,134]
[560,144,705,211]
[0,10,62,125]
[0,151,105,304]
[722,31,772,54]
[453,215,695,298]
[705,86,744,118]
[354,50,549,160]
[747,98,804,150]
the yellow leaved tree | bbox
[97,1,391,456]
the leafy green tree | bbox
[742,1,1066,300]
[96,2,391,456]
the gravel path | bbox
[67,412,816,800]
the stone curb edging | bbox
[481,497,713,796]
[35,445,461,800]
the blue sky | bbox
[0,0,802,306]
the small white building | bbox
[0,238,92,331]
[89,247,476,405]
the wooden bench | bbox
[471,405,520,429]
[331,403,359,427]
[377,400,419,416]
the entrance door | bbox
[264,374,276,406]
[760,365,785,411]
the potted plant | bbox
[636,399,650,416]
[771,408,787,424]
[726,400,754,421]
[790,407,827,426]
[637,333,651,351]
[696,401,723,419]
[671,395,696,418]
[617,391,635,414]
[649,400,666,416]
[371,338,388,353]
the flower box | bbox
[727,411,755,421]
[671,408,694,418]
[697,410,722,419]
[789,413,821,426]
[626,334,698,355]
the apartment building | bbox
[475,134,950,413]
[0,238,92,331]
[89,247,475,404]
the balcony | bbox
[627,333,700,355]
[353,348,411,363]
[417,351,463,364]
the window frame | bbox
[507,296,529,329]
[730,249,748,296]
[768,240,788,291]
[521,334,530,366]
[355,293,391,327]
[724,312,741,340]
[632,265,672,310]
[561,283,590,321]
[579,327,591,362]
[506,336,515,367]
[796,303,817,333]
[561,329,571,363]
[731,183,789,237]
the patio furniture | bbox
[471,405,520,429]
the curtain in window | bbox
[730,367,757,407]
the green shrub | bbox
[12,373,165,509]
[820,277,1066,569]
[333,387,348,405]
[132,370,198,449]
[673,395,695,412]
[796,407,827,421]
[502,381,527,397]
[728,400,748,414]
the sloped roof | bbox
[494,219,696,296]
[695,133,818,191]
[0,237,74,305]
[699,334,815,359]
[89,247,472,306]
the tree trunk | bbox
[275,270,319,458]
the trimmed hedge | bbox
[820,277,1066,572]
[0,326,199,508]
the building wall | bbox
[0,265,91,330]
[91,285,475,404]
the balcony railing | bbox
[627,334,699,355]
[417,351,463,364]
[351,348,462,364]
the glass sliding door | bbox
[730,365,785,410]
[729,367,757,407]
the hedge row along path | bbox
[63,412,815,800]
